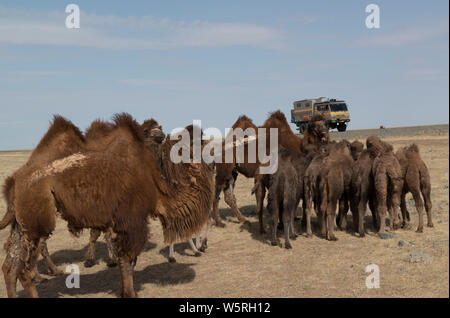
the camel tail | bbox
[0,208,14,230]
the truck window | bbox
[330,103,348,111]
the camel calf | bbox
[366,136,403,235]
[395,144,433,232]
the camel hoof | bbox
[215,222,226,228]
[84,259,97,268]
[194,251,202,257]
[327,235,338,241]
[107,261,118,268]
[427,223,434,228]
[359,232,365,238]
[285,242,292,249]
[305,232,312,238]
[271,241,278,246]
[416,228,423,233]
[168,257,177,263]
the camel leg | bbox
[104,228,118,267]
[411,188,425,233]
[269,201,280,246]
[326,198,338,241]
[212,183,226,228]
[118,255,137,298]
[188,238,202,257]
[337,196,349,230]
[421,184,433,228]
[168,244,176,263]
[2,226,20,298]
[224,184,248,223]
[17,235,39,298]
[283,208,292,249]
[39,240,63,276]
[199,216,213,252]
[304,193,313,237]
[255,179,267,234]
[400,190,409,228]
[84,229,101,268]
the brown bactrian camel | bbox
[265,147,300,249]
[366,136,403,235]
[1,115,87,279]
[349,144,378,237]
[253,112,330,233]
[2,113,214,298]
[212,115,259,227]
[395,144,433,232]
[213,111,330,228]
[0,117,168,272]
[303,141,353,240]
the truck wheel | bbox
[337,124,347,132]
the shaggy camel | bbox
[265,147,300,249]
[213,111,329,229]
[0,117,164,271]
[317,141,354,240]
[366,136,403,235]
[253,112,330,231]
[395,144,433,232]
[349,146,377,237]
[2,113,214,298]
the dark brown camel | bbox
[2,113,214,298]
[253,113,330,234]
[265,147,300,249]
[349,146,377,237]
[395,144,433,232]
[366,136,403,235]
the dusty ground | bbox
[0,126,448,298]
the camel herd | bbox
[0,111,433,298]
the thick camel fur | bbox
[366,136,403,235]
[395,144,433,232]
[2,113,214,298]
[265,147,300,249]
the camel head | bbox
[141,119,165,153]
[350,140,364,161]
[306,115,330,145]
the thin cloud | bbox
[357,19,448,48]
[0,7,285,50]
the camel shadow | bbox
[20,261,196,298]
[37,241,157,273]
[218,204,257,224]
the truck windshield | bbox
[330,103,348,111]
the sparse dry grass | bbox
[0,132,448,298]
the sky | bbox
[0,0,448,150]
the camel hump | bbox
[35,115,85,150]
[85,120,113,140]
[268,110,287,122]
[112,112,144,143]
